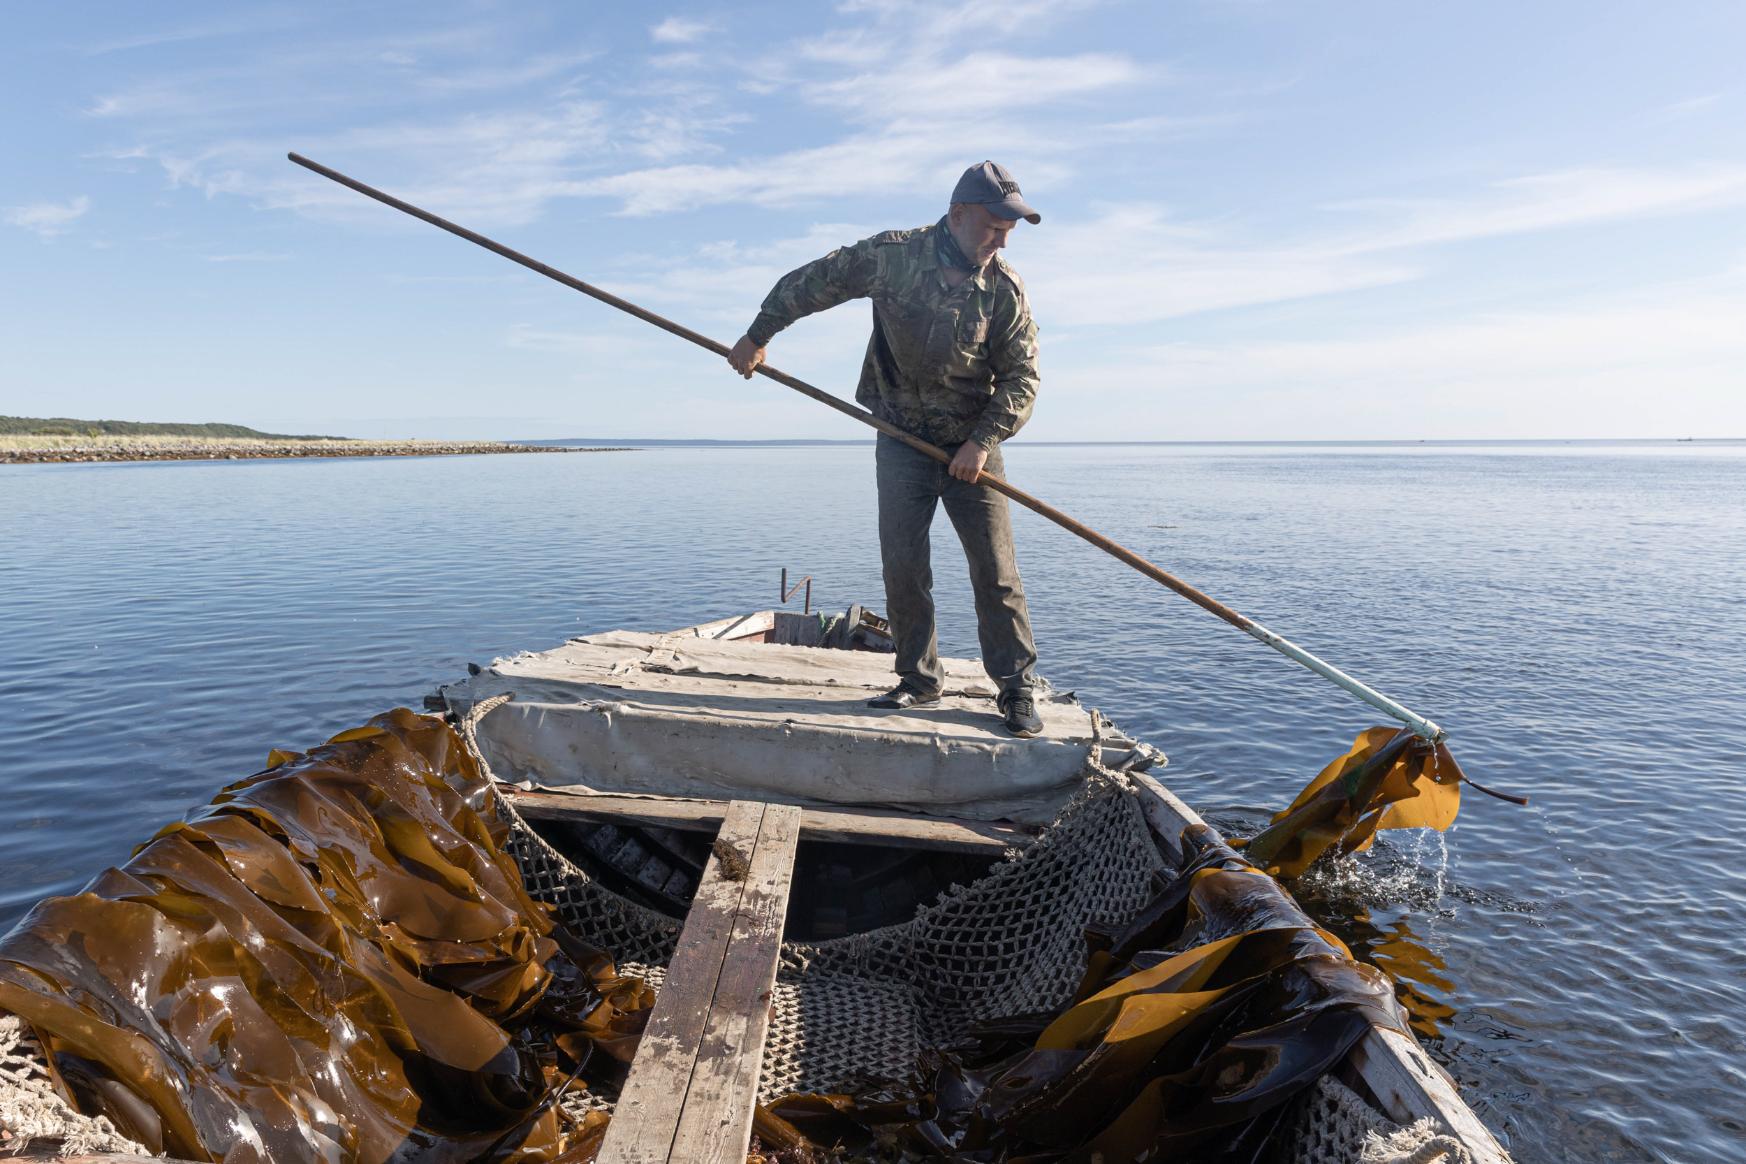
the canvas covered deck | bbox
[441,613,1153,825]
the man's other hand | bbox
[949,441,990,483]
[727,335,766,379]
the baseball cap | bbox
[950,160,1040,225]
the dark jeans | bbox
[876,434,1038,697]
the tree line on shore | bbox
[0,415,340,440]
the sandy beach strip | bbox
[1,434,629,465]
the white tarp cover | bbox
[445,627,1132,823]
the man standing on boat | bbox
[726,161,1045,738]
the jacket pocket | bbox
[943,318,993,388]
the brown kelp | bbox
[0,710,648,1162]
[1237,727,1464,879]
[762,825,1407,1162]
[1,713,1423,1162]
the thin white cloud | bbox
[629,221,886,309]
[661,204,1417,329]
[1030,247,1418,329]
[809,51,1140,121]
[85,25,526,126]
[996,166,1746,330]
[1052,272,1746,439]
[75,0,1746,372]
[579,132,932,215]
[84,0,1140,235]
[151,101,613,228]
[1330,166,1746,253]
[88,86,208,119]
[1092,113,1245,140]
[582,0,1143,217]
[383,272,525,286]
[579,118,1071,216]
[90,14,746,230]
[1659,92,1724,119]
[501,323,711,387]
[83,10,305,55]
[651,17,714,44]
[85,144,152,162]
[811,0,1102,63]
[507,324,619,354]
[622,106,748,161]
[649,51,705,70]
[5,196,91,238]
[411,49,598,93]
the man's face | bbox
[948,203,1018,267]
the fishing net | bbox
[1279,1074,1475,1164]
[506,767,1167,1106]
[0,1014,148,1156]
[503,759,1494,1161]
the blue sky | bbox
[3,1,1743,440]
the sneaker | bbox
[867,683,941,710]
[999,689,1043,738]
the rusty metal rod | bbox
[780,568,813,616]
[287,151,1447,742]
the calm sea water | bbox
[3,442,1743,1163]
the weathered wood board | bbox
[506,787,1028,853]
[595,800,800,1164]
[1347,1026,1513,1163]
[669,804,801,1160]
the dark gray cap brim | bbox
[987,196,1041,225]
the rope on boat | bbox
[457,691,514,784]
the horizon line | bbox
[511,436,1745,447]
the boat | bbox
[0,609,1511,1163]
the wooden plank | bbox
[795,804,1027,852]
[596,800,765,1164]
[504,788,1028,853]
[674,611,777,641]
[1125,770,1205,867]
[668,803,800,1162]
[1346,1026,1512,1163]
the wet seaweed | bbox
[0,715,1412,1162]
[1238,728,1463,879]
[0,710,651,1162]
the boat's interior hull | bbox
[526,815,1003,941]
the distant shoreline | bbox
[2,435,634,465]
[9,434,1738,465]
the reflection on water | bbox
[1209,810,1467,1039]
[1303,866,1461,1041]
[4,443,1746,1164]
[1368,917,1457,1040]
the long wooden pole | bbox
[287,152,1447,742]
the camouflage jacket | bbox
[745,222,1039,450]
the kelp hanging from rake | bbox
[1237,727,1464,879]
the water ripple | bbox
[3,445,1743,1163]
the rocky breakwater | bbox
[1,436,625,465]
